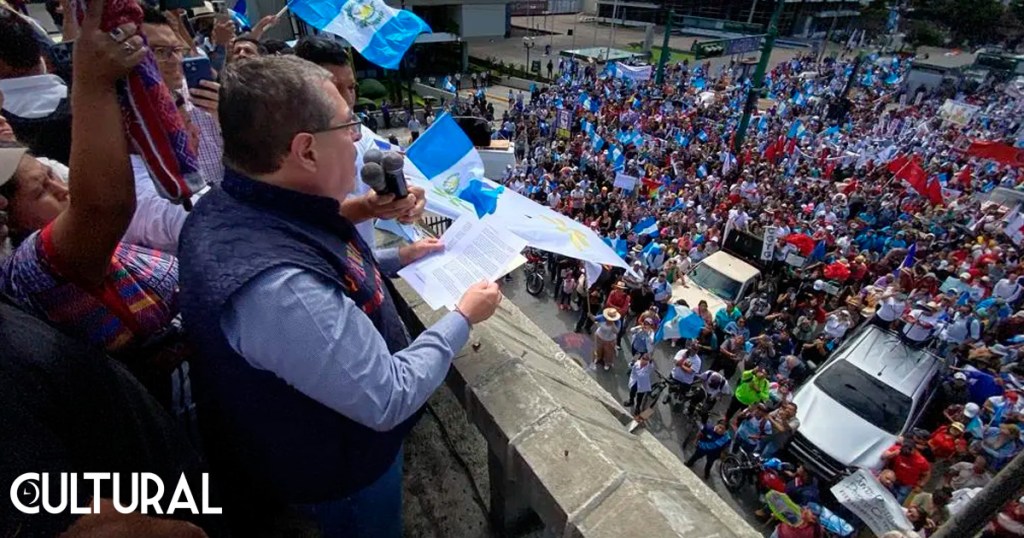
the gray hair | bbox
[219,55,336,175]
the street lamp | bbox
[523,36,536,74]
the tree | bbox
[913,0,1006,46]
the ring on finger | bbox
[109,27,127,42]
[122,42,136,53]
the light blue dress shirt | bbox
[220,248,470,432]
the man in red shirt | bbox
[882,442,932,503]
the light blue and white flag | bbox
[635,216,658,236]
[289,0,431,69]
[655,304,705,342]
[675,131,690,148]
[691,77,706,90]
[230,0,251,29]
[696,130,708,143]
[757,115,769,132]
[591,130,605,151]
[406,112,485,200]
[788,119,806,139]
[609,145,625,171]
[442,76,457,92]
[696,163,707,178]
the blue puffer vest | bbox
[177,169,418,506]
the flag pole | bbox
[274,4,289,20]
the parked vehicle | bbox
[788,325,946,482]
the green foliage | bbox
[905,20,946,48]
[358,78,387,100]
[355,97,377,111]
[913,0,1007,46]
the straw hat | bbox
[603,308,621,322]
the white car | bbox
[788,325,945,482]
[670,251,761,316]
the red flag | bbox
[824,160,837,180]
[955,165,972,187]
[887,153,910,174]
[925,178,945,205]
[966,141,1024,167]
[904,163,928,195]
[785,138,797,155]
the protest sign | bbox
[613,173,639,191]
[830,469,912,537]
[761,226,778,261]
[939,99,980,126]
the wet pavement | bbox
[499,266,770,534]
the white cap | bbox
[0,146,27,188]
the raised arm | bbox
[49,0,146,287]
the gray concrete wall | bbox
[387,245,762,537]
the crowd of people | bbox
[453,43,1024,538]
[2,0,1024,535]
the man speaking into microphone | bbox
[177,56,502,537]
[295,36,425,247]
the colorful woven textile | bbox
[73,0,204,206]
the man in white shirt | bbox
[993,274,1022,304]
[873,290,906,329]
[939,304,982,352]
[901,302,943,346]
[671,347,702,388]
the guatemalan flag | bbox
[442,76,457,92]
[289,0,431,69]
[406,112,486,205]
[655,304,705,343]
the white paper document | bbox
[398,216,527,310]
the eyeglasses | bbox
[314,118,362,135]
[151,45,189,61]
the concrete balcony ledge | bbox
[393,277,760,538]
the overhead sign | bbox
[691,35,764,60]
[831,469,912,537]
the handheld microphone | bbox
[364,148,383,166]
[360,162,387,194]
[381,151,409,199]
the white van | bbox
[671,251,761,315]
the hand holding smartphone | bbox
[183,56,213,89]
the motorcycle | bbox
[523,248,546,296]
[719,448,790,498]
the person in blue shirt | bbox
[685,420,732,479]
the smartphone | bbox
[48,42,74,82]
[183,57,213,89]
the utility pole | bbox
[655,10,674,84]
[605,0,619,61]
[932,450,1024,538]
[732,0,784,158]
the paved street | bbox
[466,14,831,76]
[499,265,769,534]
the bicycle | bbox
[627,369,670,433]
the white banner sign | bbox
[938,99,981,126]
[614,62,652,82]
[761,226,778,261]
[613,173,639,191]
[830,469,912,537]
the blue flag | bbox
[289,0,431,69]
